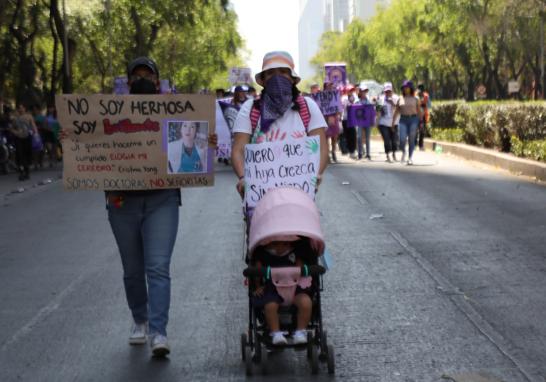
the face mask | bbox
[259,75,294,133]
[130,78,157,94]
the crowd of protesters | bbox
[0,98,62,180]
[217,77,431,166]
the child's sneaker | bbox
[150,334,170,357]
[129,321,148,345]
[271,331,287,345]
[292,330,307,345]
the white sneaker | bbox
[271,331,288,345]
[150,334,170,357]
[292,330,307,345]
[129,322,148,345]
[407,159,413,165]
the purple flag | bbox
[347,104,376,128]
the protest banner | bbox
[55,94,215,191]
[244,137,320,209]
[347,104,376,128]
[229,67,252,84]
[324,62,347,88]
[311,90,342,116]
[215,101,231,159]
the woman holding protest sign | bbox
[323,81,341,163]
[231,51,328,197]
[356,84,373,160]
[99,57,217,358]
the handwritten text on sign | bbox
[55,94,215,191]
[311,90,342,116]
[244,137,320,208]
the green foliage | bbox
[428,100,546,162]
[0,0,244,101]
[310,0,545,100]
[430,101,463,129]
[511,136,546,162]
[429,128,465,142]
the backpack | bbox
[249,95,311,134]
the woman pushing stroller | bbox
[232,52,334,374]
[231,51,328,346]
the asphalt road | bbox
[1,144,545,382]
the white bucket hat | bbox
[255,51,301,86]
[383,82,393,92]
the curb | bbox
[423,139,546,182]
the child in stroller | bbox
[242,187,335,375]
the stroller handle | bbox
[243,265,326,278]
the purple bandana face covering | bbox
[260,75,293,133]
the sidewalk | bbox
[366,135,546,183]
[424,139,546,182]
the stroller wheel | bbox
[240,333,248,361]
[253,340,262,363]
[260,344,269,375]
[326,345,335,374]
[306,332,313,359]
[319,330,328,361]
[309,344,319,375]
[244,347,253,376]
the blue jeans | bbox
[357,125,372,158]
[107,189,180,336]
[398,115,419,159]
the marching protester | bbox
[356,84,372,160]
[341,85,357,158]
[416,83,430,151]
[247,86,257,100]
[104,57,217,358]
[231,50,328,345]
[392,80,422,165]
[377,82,399,162]
[45,104,61,163]
[232,85,248,108]
[231,50,328,196]
[323,81,341,162]
[9,102,38,180]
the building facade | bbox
[298,0,387,80]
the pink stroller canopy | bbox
[248,187,325,258]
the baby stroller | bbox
[241,187,335,375]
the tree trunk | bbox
[48,8,59,105]
[50,0,72,93]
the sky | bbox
[230,0,300,78]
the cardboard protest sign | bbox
[244,137,320,209]
[229,67,252,84]
[215,101,231,159]
[55,94,215,191]
[324,62,346,88]
[347,104,376,128]
[311,90,342,116]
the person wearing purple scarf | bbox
[231,51,329,197]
